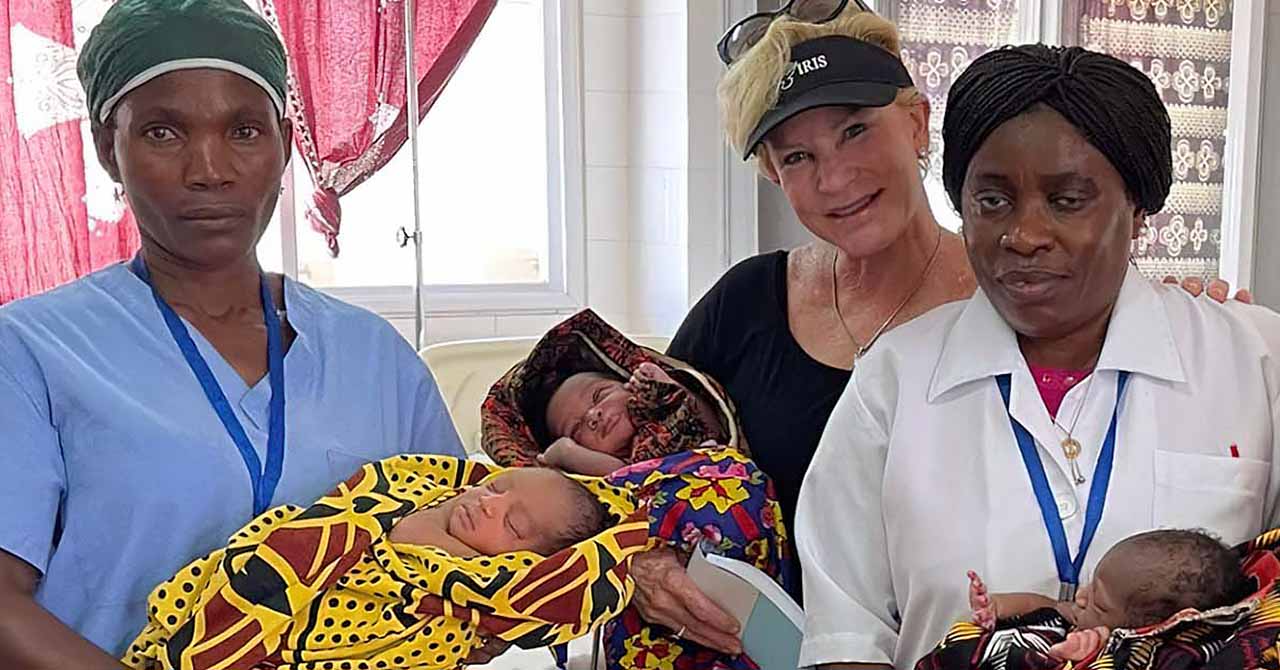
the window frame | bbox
[1216,0,1268,289]
[271,0,586,320]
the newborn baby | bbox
[390,467,609,556]
[125,457,636,670]
[540,362,726,475]
[968,529,1253,661]
[480,309,745,474]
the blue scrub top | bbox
[0,263,464,656]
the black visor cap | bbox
[743,35,914,159]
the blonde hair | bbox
[717,8,923,167]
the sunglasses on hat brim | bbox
[716,0,874,66]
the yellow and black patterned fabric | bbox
[123,454,650,670]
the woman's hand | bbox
[1164,275,1253,304]
[629,547,742,655]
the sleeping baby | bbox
[122,456,649,670]
[538,362,727,475]
[961,529,1254,664]
[388,467,609,556]
[482,309,745,475]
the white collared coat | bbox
[797,268,1280,669]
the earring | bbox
[113,183,124,204]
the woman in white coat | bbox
[796,44,1280,670]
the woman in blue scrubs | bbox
[0,2,464,667]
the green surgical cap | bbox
[77,0,288,124]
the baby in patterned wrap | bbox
[481,309,746,478]
[123,455,649,670]
[965,529,1253,662]
[388,467,610,557]
[540,362,727,476]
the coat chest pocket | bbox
[1152,450,1269,544]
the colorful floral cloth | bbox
[481,309,746,467]
[603,450,793,670]
[122,455,649,670]
[915,529,1280,670]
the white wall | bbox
[583,0,635,332]
[626,1,690,335]
[583,0,739,338]
[1249,5,1280,309]
[758,179,812,252]
[686,3,733,307]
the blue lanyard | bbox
[131,255,286,516]
[995,370,1130,601]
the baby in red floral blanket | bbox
[540,362,726,475]
[481,309,744,478]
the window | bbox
[259,0,584,315]
[872,0,1264,284]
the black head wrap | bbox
[942,45,1172,216]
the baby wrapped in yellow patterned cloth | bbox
[122,454,651,670]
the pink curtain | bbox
[0,0,138,305]
[262,0,497,256]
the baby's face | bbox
[444,469,581,556]
[545,372,636,456]
[1071,553,1134,629]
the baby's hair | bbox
[1117,529,1252,626]
[545,474,611,554]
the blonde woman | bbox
[647,0,1241,660]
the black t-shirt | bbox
[668,251,852,597]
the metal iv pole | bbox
[400,0,426,350]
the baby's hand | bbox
[539,437,585,469]
[539,437,627,476]
[968,571,997,631]
[628,362,676,389]
[1048,626,1110,662]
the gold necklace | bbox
[831,229,942,361]
[1050,372,1094,485]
